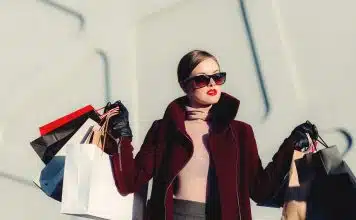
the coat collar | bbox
[162,92,240,133]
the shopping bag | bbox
[30,109,100,164]
[60,136,134,219]
[281,148,316,220]
[33,118,98,201]
[257,134,317,208]
[290,135,356,219]
[61,111,133,220]
[39,105,95,135]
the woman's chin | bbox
[197,95,220,106]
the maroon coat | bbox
[110,92,295,220]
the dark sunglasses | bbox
[181,72,227,89]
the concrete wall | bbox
[0,0,355,219]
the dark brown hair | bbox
[177,50,219,91]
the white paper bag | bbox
[60,139,133,219]
[33,118,98,200]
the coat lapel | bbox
[159,92,242,189]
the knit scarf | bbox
[185,105,212,121]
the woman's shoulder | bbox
[148,119,163,133]
[152,119,163,126]
[230,120,255,136]
[231,120,252,129]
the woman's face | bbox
[185,58,222,107]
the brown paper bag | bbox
[88,110,119,151]
[282,134,316,220]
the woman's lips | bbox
[207,89,217,96]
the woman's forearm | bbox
[281,150,310,220]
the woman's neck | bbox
[185,104,212,121]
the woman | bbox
[105,50,318,220]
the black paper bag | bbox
[30,110,100,164]
[295,145,356,219]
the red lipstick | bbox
[207,89,217,96]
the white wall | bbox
[0,0,355,219]
[0,1,136,219]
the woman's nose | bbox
[208,77,216,87]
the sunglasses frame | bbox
[180,72,227,89]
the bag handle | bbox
[99,106,120,120]
[94,103,120,119]
[316,134,330,149]
[84,109,119,151]
[98,109,119,151]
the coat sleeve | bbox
[110,120,161,196]
[243,123,295,204]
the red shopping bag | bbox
[39,105,95,135]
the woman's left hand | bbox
[290,121,318,152]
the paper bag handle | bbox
[316,134,330,149]
[96,109,119,151]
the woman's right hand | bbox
[105,100,133,139]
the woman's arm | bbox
[110,120,161,196]
[243,122,317,204]
[244,123,295,203]
[103,101,162,196]
[281,150,308,220]
[282,137,316,220]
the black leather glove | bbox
[291,120,318,152]
[105,100,133,139]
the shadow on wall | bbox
[239,0,270,121]
[0,171,36,188]
[38,0,113,104]
[38,0,85,31]
[238,0,354,152]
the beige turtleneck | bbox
[173,105,212,203]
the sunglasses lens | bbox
[193,75,210,88]
[212,72,226,85]
[187,72,226,89]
